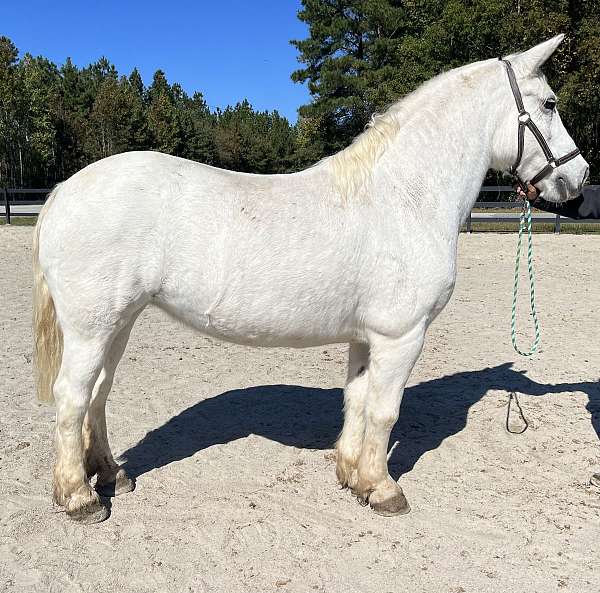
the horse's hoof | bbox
[368,481,411,517]
[96,469,135,497]
[370,493,411,517]
[66,497,109,524]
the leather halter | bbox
[500,58,580,192]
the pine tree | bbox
[0,37,27,186]
[56,57,87,179]
[20,54,61,185]
[291,0,376,154]
[124,71,151,151]
[128,68,145,100]
[147,70,182,154]
[183,91,217,165]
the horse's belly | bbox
[155,247,361,347]
[205,320,355,348]
[157,292,357,347]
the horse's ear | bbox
[515,34,565,73]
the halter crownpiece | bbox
[500,58,580,192]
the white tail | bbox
[32,185,63,403]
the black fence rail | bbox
[1,188,51,224]
[2,186,600,233]
[465,185,600,233]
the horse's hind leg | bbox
[336,342,369,488]
[53,329,114,523]
[83,314,140,497]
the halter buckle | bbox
[518,111,530,124]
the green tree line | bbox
[1,0,599,188]
[0,37,299,188]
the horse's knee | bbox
[366,407,399,431]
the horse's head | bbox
[492,35,589,202]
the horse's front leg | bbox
[336,342,369,488]
[352,324,426,516]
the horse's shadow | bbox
[121,363,600,481]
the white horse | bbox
[33,36,588,523]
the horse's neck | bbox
[374,70,498,235]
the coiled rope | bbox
[506,199,539,434]
[511,199,541,357]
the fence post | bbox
[554,214,561,234]
[2,187,9,225]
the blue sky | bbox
[3,0,311,122]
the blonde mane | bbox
[328,106,404,200]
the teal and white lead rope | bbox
[511,199,541,357]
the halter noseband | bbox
[500,58,580,192]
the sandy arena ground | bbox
[1,227,599,593]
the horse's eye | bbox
[544,99,557,111]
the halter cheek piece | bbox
[500,58,580,192]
